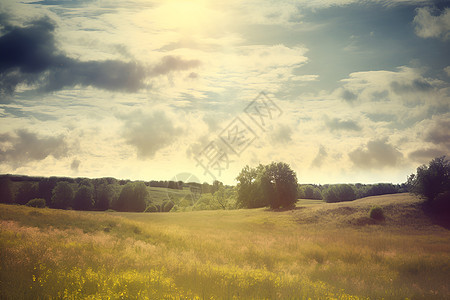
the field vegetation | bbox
[1,193,449,299]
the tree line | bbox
[298,182,407,202]
[1,156,448,214]
[0,175,225,212]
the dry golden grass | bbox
[1,193,449,299]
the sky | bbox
[0,0,449,185]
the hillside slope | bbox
[293,193,434,229]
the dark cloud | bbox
[0,17,200,98]
[341,89,358,103]
[349,138,403,169]
[120,111,183,159]
[390,79,433,94]
[70,159,80,171]
[326,118,362,132]
[150,55,201,76]
[425,119,450,146]
[0,129,68,167]
[41,59,147,92]
[311,145,327,168]
[409,148,447,164]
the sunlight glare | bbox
[154,0,213,34]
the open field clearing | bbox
[1,193,449,299]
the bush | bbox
[433,191,450,213]
[369,206,385,221]
[26,198,46,208]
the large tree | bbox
[264,162,298,209]
[51,181,74,209]
[73,185,94,210]
[408,156,450,213]
[236,165,265,208]
[236,162,298,209]
[94,182,115,211]
[38,177,58,205]
[0,177,14,204]
[114,182,148,212]
[16,182,38,205]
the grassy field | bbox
[1,193,449,299]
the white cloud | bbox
[445,66,450,77]
[413,7,450,40]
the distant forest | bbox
[0,173,407,213]
[0,174,234,212]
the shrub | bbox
[433,191,450,213]
[369,206,385,221]
[26,198,46,208]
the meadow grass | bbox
[1,194,449,299]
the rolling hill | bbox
[1,193,449,299]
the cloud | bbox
[445,66,450,77]
[390,78,433,94]
[371,90,389,101]
[120,110,183,159]
[341,89,358,103]
[326,117,362,132]
[336,66,447,119]
[365,112,396,123]
[413,7,450,40]
[409,148,447,163]
[425,119,450,146]
[0,129,68,167]
[70,159,80,171]
[270,124,292,144]
[311,145,327,168]
[349,138,403,169]
[150,56,201,76]
[0,16,200,96]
